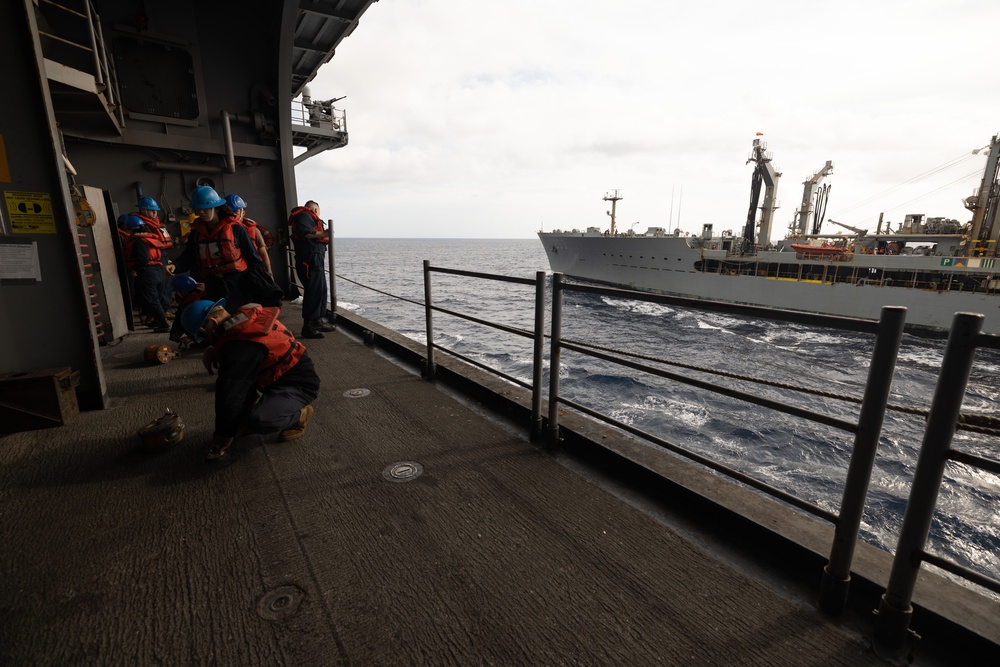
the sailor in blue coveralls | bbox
[288,200,335,339]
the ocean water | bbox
[329,237,1000,589]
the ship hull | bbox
[539,232,1000,335]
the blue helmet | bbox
[190,186,227,211]
[124,214,145,230]
[116,214,129,227]
[170,274,199,294]
[137,196,160,211]
[181,298,226,342]
[225,194,246,210]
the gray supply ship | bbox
[539,135,1000,335]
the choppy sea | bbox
[328,237,1000,591]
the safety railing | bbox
[335,261,1000,657]
[422,261,548,439]
[37,0,124,127]
[545,274,910,613]
[872,313,1000,658]
[290,98,347,133]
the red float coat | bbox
[288,206,328,244]
[135,212,173,248]
[191,216,250,275]
[213,304,305,388]
[124,232,168,270]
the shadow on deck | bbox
[0,304,995,665]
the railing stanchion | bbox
[327,218,336,327]
[530,271,546,440]
[820,306,906,614]
[83,1,104,88]
[547,273,564,448]
[423,260,436,379]
[872,312,983,659]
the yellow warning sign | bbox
[4,191,56,234]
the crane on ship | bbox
[741,135,781,253]
[966,134,1000,256]
[791,160,834,236]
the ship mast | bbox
[604,190,622,235]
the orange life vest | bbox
[135,213,173,248]
[125,233,164,269]
[245,217,274,247]
[191,216,249,275]
[214,304,305,387]
[239,215,258,237]
[288,206,328,244]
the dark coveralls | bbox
[132,238,170,329]
[291,209,329,324]
[213,341,320,440]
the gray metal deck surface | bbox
[1,306,893,666]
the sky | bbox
[294,0,1000,240]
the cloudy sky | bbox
[295,0,1000,240]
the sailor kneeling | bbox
[181,299,321,460]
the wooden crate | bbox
[0,367,81,434]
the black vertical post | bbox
[423,260,435,379]
[547,273,563,448]
[530,270,546,440]
[820,306,906,614]
[327,218,336,326]
[872,312,983,659]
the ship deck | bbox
[0,305,990,665]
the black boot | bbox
[300,323,324,339]
[312,318,336,332]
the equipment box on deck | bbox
[0,367,80,434]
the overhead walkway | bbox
[0,305,986,665]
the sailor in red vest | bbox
[131,196,175,313]
[181,298,320,460]
[226,194,273,276]
[134,196,174,249]
[124,215,171,333]
[288,200,334,339]
[172,185,265,310]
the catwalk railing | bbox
[336,261,1000,659]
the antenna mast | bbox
[604,190,622,235]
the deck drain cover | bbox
[257,585,304,621]
[383,461,424,482]
[344,388,370,399]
